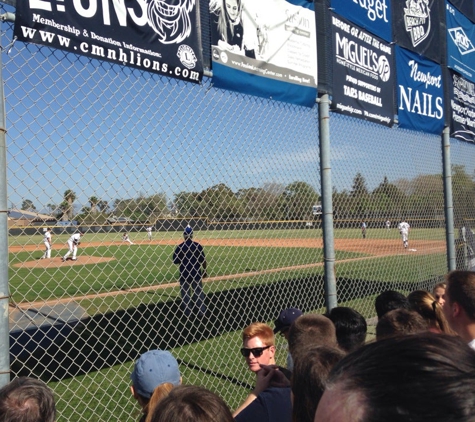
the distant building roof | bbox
[8,209,57,222]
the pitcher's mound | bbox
[14,256,115,268]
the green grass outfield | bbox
[9,228,447,315]
[9,228,449,421]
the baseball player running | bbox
[398,220,410,248]
[146,226,152,241]
[41,228,52,259]
[62,230,84,261]
[122,232,134,245]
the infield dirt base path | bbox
[11,237,446,308]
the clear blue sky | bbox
[2,6,475,213]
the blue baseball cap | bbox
[130,350,181,398]
[274,308,303,333]
[184,225,193,237]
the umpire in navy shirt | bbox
[173,225,208,317]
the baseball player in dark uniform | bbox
[173,225,207,317]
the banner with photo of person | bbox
[446,1,475,83]
[392,0,442,63]
[13,0,203,83]
[331,13,395,127]
[449,69,475,143]
[331,0,392,42]
[396,46,444,134]
[210,0,318,107]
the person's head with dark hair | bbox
[443,271,475,344]
[149,385,234,422]
[408,290,453,334]
[375,290,409,319]
[376,308,429,340]
[324,307,367,352]
[288,314,337,358]
[315,333,475,422]
[291,345,345,422]
[0,377,56,422]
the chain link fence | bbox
[1,2,475,421]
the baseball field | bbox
[8,227,448,420]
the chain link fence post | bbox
[443,127,456,271]
[0,15,10,388]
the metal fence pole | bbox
[319,94,337,310]
[0,18,10,388]
[442,127,456,272]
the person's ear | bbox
[453,302,461,318]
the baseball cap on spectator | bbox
[274,308,303,334]
[130,350,181,399]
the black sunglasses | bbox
[240,345,271,358]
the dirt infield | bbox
[11,237,446,308]
[12,237,447,269]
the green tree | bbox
[451,165,475,227]
[372,176,406,216]
[349,173,369,216]
[63,189,76,221]
[89,196,99,214]
[198,184,244,220]
[21,199,36,211]
[282,181,320,220]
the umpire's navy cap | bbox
[184,225,193,237]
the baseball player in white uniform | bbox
[122,232,134,245]
[62,230,83,261]
[41,228,52,259]
[386,220,391,230]
[398,220,410,248]
[146,226,152,241]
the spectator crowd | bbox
[2,270,475,422]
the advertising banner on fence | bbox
[331,0,392,42]
[448,0,475,23]
[393,0,442,63]
[210,0,318,107]
[446,1,475,83]
[13,0,203,84]
[331,13,395,127]
[449,69,475,143]
[396,46,444,134]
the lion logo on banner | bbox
[147,0,194,44]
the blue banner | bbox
[210,0,318,107]
[446,1,475,83]
[331,0,392,42]
[396,46,444,134]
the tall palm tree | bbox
[89,196,99,214]
[63,189,76,221]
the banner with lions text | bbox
[14,0,203,83]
